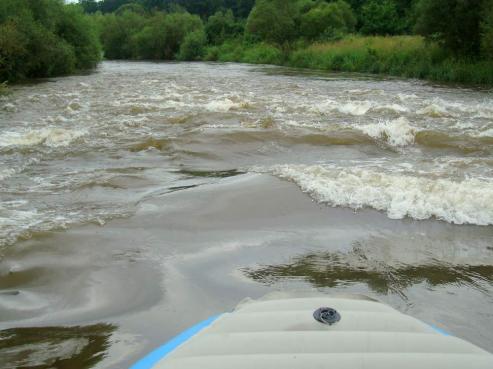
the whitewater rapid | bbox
[0,62,492,247]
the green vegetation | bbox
[245,0,298,44]
[288,36,493,85]
[0,81,8,95]
[0,0,101,82]
[299,0,356,41]
[359,0,401,35]
[98,10,203,59]
[1,0,493,85]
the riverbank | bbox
[205,36,493,86]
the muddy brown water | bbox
[0,62,492,368]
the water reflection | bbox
[0,324,115,369]
[244,250,493,296]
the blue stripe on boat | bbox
[130,314,222,369]
[429,324,451,336]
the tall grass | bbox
[206,36,493,86]
[289,36,493,85]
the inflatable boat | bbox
[130,292,493,369]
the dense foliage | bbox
[245,0,298,44]
[80,0,255,18]
[0,0,101,82]
[414,0,492,57]
[86,0,493,59]
[98,10,203,59]
[1,0,493,85]
[299,1,356,40]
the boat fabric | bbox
[152,292,493,369]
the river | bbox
[0,61,492,368]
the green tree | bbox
[114,11,204,60]
[0,0,101,82]
[205,10,243,45]
[79,0,99,13]
[226,0,256,18]
[246,0,298,44]
[115,3,147,15]
[481,0,493,59]
[300,1,356,40]
[129,12,168,59]
[0,19,29,82]
[57,5,101,69]
[100,11,145,59]
[359,0,401,35]
[177,29,207,60]
[159,12,204,59]
[414,0,484,56]
[99,0,134,13]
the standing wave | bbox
[267,164,493,225]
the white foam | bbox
[357,117,416,147]
[0,168,16,181]
[373,104,409,114]
[205,98,239,112]
[476,128,493,137]
[269,164,493,225]
[311,100,372,116]
[0,128,87,148]
[417,104,451,117]
[2,102,16,112]
[312,100,408,116]
[345,89,385,95]
[397,93,418,102]
[337,101,372,116]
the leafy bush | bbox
[57,5,101,69]
[359,0,401,35]
[100,11,146,59]
[242,43,284,64]
[245,0,298,44]
[414,0,487,57]
[205,10,244,45]
[300,1,356,40]
[130,13,168,59]
[99,9,204,60]
[481,0,493,59]
[0,0,101,82]
[177,30,207,60]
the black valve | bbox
[313,307,341,325]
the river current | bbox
[0,62,492,368]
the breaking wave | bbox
[0,128,87,148]
[417,104,451,118]
[268,164,493,225]
[205,98,250,112]
[356,117,415,147]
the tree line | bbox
[1,0,492,83]
[0,0,101,82]
[89,0,493,60]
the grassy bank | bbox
[205,36,493,86]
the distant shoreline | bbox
[200,36,493,87]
